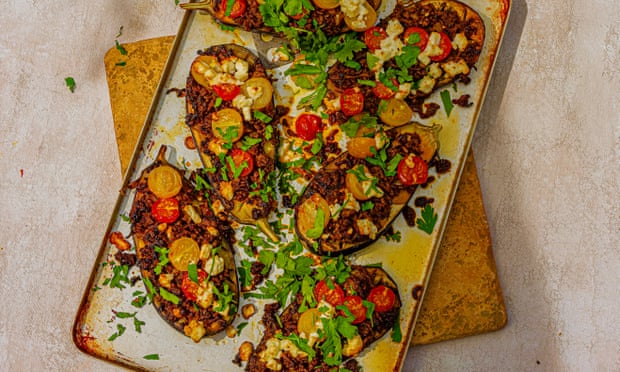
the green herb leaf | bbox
[391,315,402,342]
[143,353,159,360]
[366,52,380,70]
[440,89,454,117]
[416,204,438,234]
[305,207,325,239]
[310,132,323,155]
[108,323,126,341]
[159,288,180,304]
[253,110,272,123]
[115,40,127,56]
[188,263,198,283]
[65,77,76,93]
[153,246,169,275]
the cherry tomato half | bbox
[229,148,254,177]
[430,32,453,62]
[151,197,180,223]
[219,0,247,18]
[314,280,345,306]
[341,295,367,324]
[295,113,323,141]
[340,87,364,116]
[181,269,208,302]
[368,285,396,312]
[363,26,387,51]
[371,79,398,100]
[397,154,428,185]
[212,83,241,101]
[403,27,429,51]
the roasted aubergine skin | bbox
[185,44,280,241]
[129,149,239,342]
[295,122,440,255]
[245,265,401,371]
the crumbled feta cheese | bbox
[418,32,444,66]
[234,59,249,81]
[442,59,470,78]
[340,0,369,29]
[208,139,227,157]
[219,181,234,201]
[394,82,412,99]
[184,319,206,342]
[373,20,405,67]
[417,75,436,95]
[356,218,378,239]
[195,282,214,309]
[199,243,213,260]
[232,94,253,121]
[203,254,225,276]
[451,32,468,51]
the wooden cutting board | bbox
[104,37,507,346]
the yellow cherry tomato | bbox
[297,308,322,336]
[211,108,244,142]
[169,237,200,272]
[241,77,273,109]
[297,193,330,239]
[378,98,413,127]
[147,165,183,199]
[345,165,373,201]
[190,55,218,88]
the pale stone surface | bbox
[0,1,618,371]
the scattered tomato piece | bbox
[340,87,364,116]
[314,280,345,306]
[341,295,367,324]
[181,269,208,301]
[151,197,180,223]
[364,26,387,51]
[368,285,396,312]
[403,27,429,51]
[397,154,428,185]
[212,83,241,101]
[295,113,323,141]
[430,32,452,62]
[219,0,247,18]
[229,148,254,177]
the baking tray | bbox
[73,1,511,370]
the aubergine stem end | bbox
[256,218,280,243]
[179,1,214,11]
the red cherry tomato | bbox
[430,32,453,62]
[341,295,367,324]
[368,285,396,312]
[230,148,254,177]
[181,270,208,302]
[371,79,398,99]
[397,154,428,185]
[219,0,247,18]
[403,27,429,51]
[340,87,364,116]
[212,83,241,101]
[314,280,345,306]
[363,26,387,51]
[295,113,323,141]
[151,197,180,223]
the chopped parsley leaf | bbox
[416,204,438,234]
[65,77,76,93]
